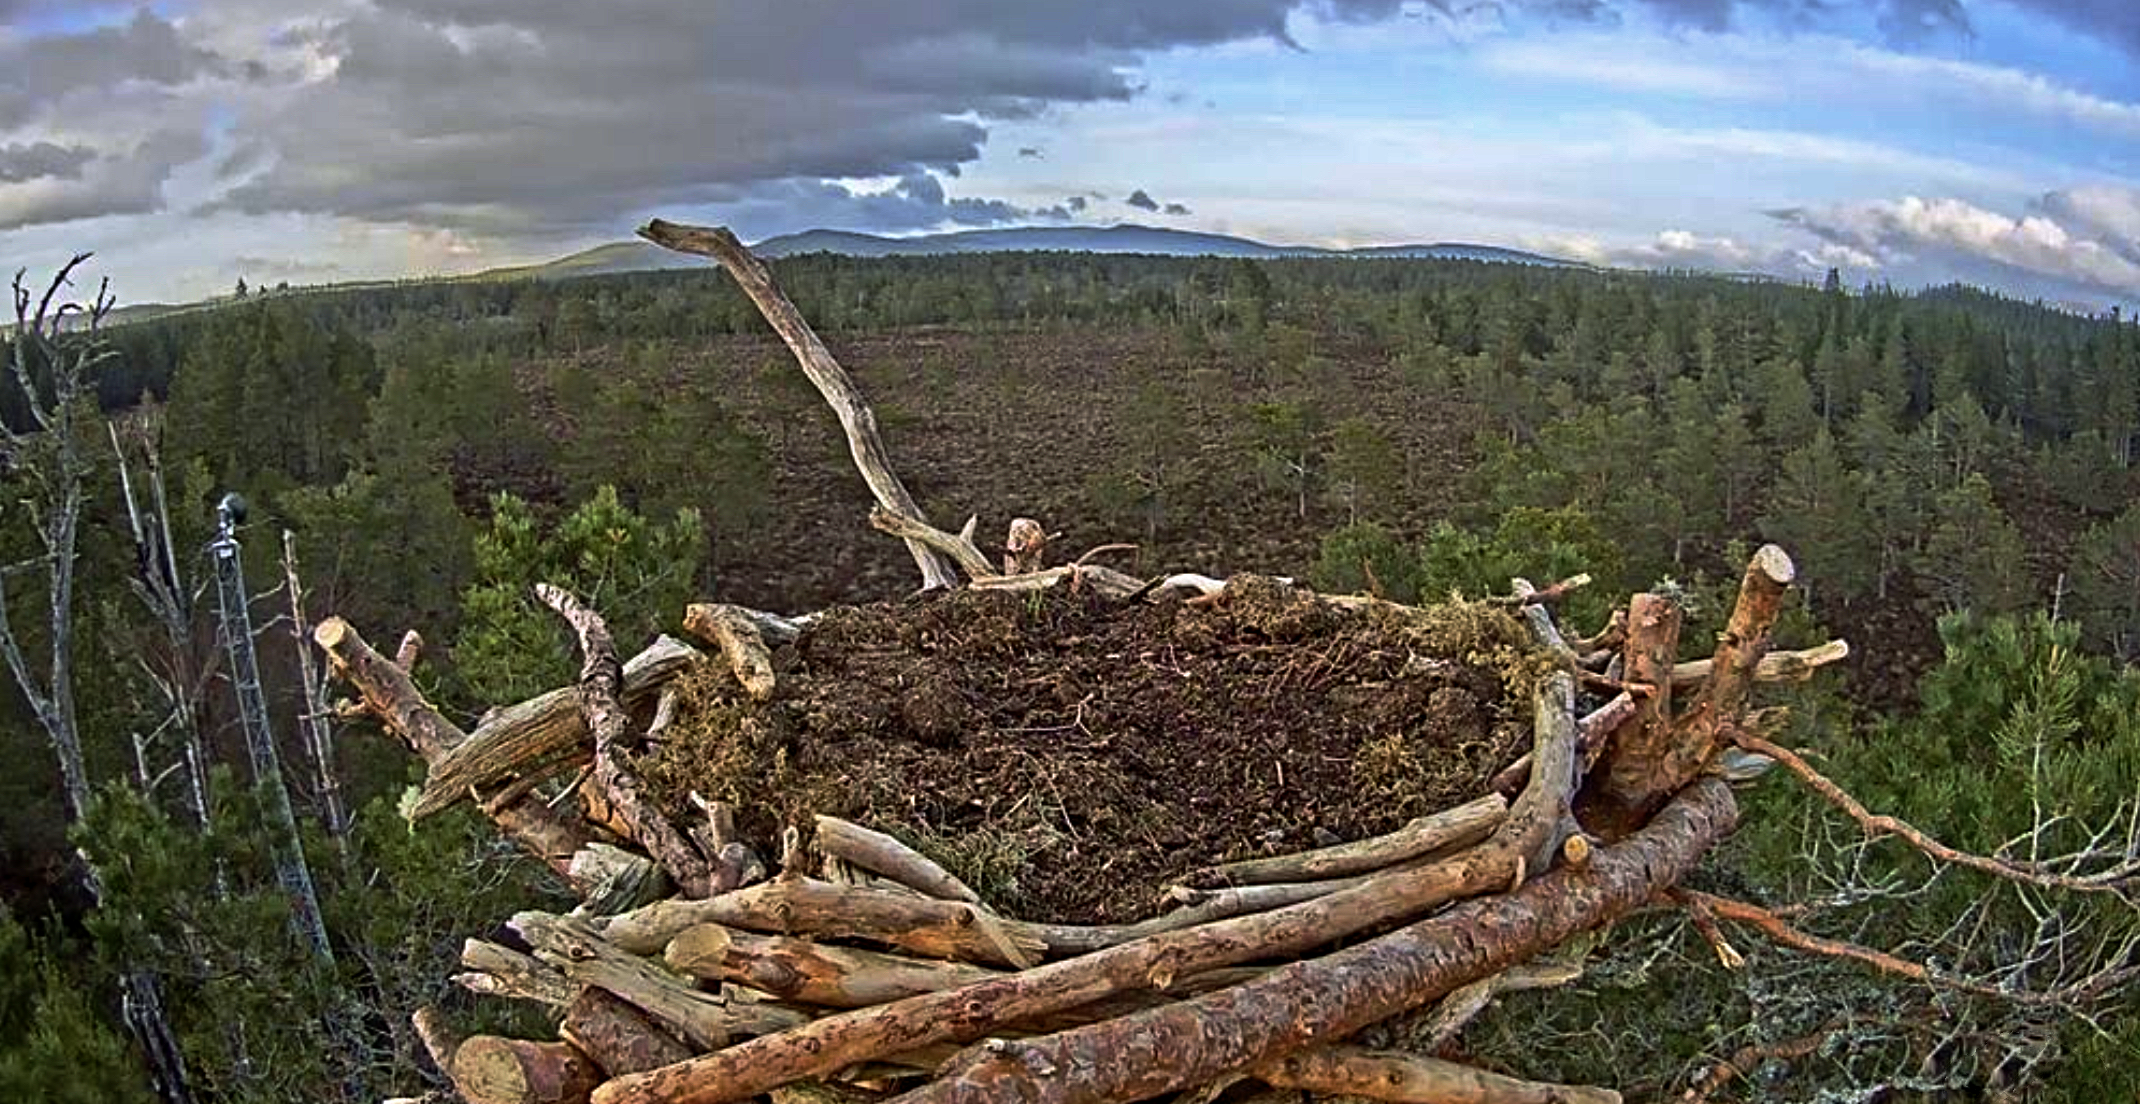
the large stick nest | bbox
[638,577,1554,923]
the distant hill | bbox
[488,224,1579,279]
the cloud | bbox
[0,129,207,230]
[196,0,1408,237]
[1065,195,1088,213]
[2002,0,2140,58]
[1126,188,1160,211]
[0,11,233,129]
[0,141,93,183]
[1163,202,1191,215]
[1771,193,2140,298]
[2037,185,2140,261]
[1018,146,1044,158]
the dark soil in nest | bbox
[637,578,1549,924]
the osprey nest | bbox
[313,219,1850,1104]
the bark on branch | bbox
[1257,1045,1621,1104]
[537,584,712,897]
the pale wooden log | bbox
[413,635,701,818]
[596,878,1043,966]
[395,629,425,672]
[1490,574,1592,608]
[412,1005,462,1073]
[689,794,766,894]
[459,939,575,1009]
[451,1036,602,1104]
[539,583,712,898]
[1256,1045,1620,1104]
[1412,959,1586,1050]
[868,507,995,581]
[814,816,982,905]
[638,218,962,590]
[681,604,778,701]
[1668,639,1849,688]
[562,989,694,1078]
[316,617,592,876]
[1491,692,1640,797]
[965,564,1144,600]
[587,674,1583,1104]
[665,923,1002,1008]
[570,844,669,915]
[1190,794,1505,887]
[513,911,808,1051]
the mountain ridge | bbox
[495,224,1581,279]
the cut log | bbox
[538,584,712,898]
[1256,1045,1620,1104]
[451,1037,601,1104]
[1190,794,1505,887]
[681,604,778,701]
[637,218,963,590]
[597,877,1044,966]
[412,635,701,818]
[586,673,1581,1104]
[459,939,575,1009]
[514,911,809,1051]
[965,564,1145,601]
[562,989,694,1078]
[315,617,592,877]
[814,816,982,905]
[882,780,1736,1104]
[665,923,1002,1007]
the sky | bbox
[0,0,2136,308]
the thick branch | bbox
[513,911,809,1050]
[1257,1045,1620,1104]
[1669,640,1849,689]
[596,878,1044,966]
[562,989,695,1079]
[1191,794,1506,887]
[814,816,983,904]
[458,939,575,1009]
[665,923,1002,1008]
[637,218,959,590]
[868,507,994,581]
[538,584,711,897]
[315,617,591,876]
[1577,593,1682,839]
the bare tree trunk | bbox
[283,530,350,846]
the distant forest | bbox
[1,250,2137,1101]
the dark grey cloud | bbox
[1018,146,1044,158]
[702,174,1030,239]
[209,0,1410,237]
[1428,0,1973,45]
[1126,188,1161,211]
[1065,195,1089,213]
[2001,1,2140,57]
[0,141,94,183]
[0,11,231,128]
[0,129,208,230]
[1163,202,1192,215]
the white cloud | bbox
[1774,193,2140,296]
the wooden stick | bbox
[1577,592,1683,839]
[1668,640,1850,689]
[965,564,1145,600]
[562,989,695,1079]
[539,583,712,898]
[459,939,575,1009]
[1189,794,1506,887]
[665,923,1002,1008]
[814,816,983,905]
[868,507,994,581]
[1257,1045,1620,1104]
[638,218,961,591]
[587,673,1584,1104]
[413,635,702,818]
[682,604,778,701]
[315,617,592,876]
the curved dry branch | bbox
[1257,1045,1620,1104]
[638,218,960,590]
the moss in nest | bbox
[635,659,814,821]
[1376,599,1556,701]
